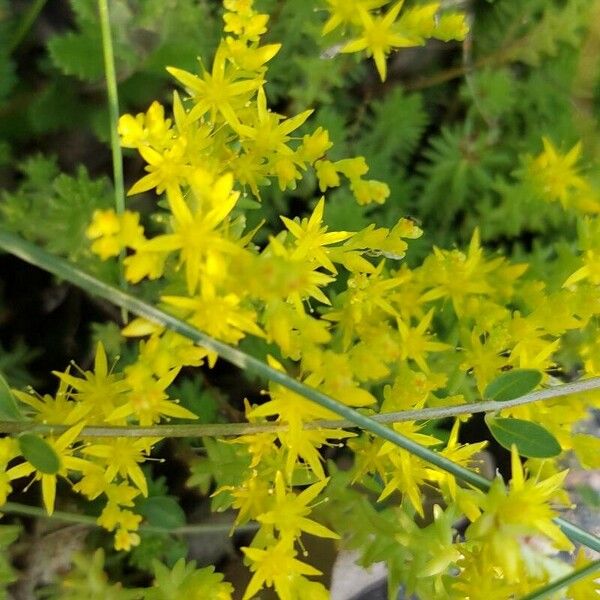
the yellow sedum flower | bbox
[256,471,339,542]
[7,422,89,515]
[466,447,572,582]
[331,1,467,81]
[241,540,322,600]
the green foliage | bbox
[129,474,188,571]
[145,559,233,600]
[0,372,24,421]
[187,438,250,512]
[48,0,220,84]
[0,525,20,598]
[483,369,542,402]
[18,433,60,474]
[1,156,112,261]
[485,416,562,458]
[362,87,429,175]
[128,532,187,573]
[0,0,17,103]
[51,549,143,599]
[474,0,589,65]
[169,376,220,423]
[0,340,39,389]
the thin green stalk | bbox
[98,0,125,216]
[3,502,96,526]
[0,375,598,438]
[520,559,600,600]
[0,230,599,553]
[8,0,48,53]
[98,0,127,321]
[1,501,258,536]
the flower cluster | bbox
[3,1,600,598]
[322,0,468,80]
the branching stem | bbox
[0,376,598,438]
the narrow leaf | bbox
[0,373,25,421]
[18,434,60,474]
[486,416,561,458]
[137,496,186,530]
[484,369,542,402]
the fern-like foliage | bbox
[0,156,113,263]
[474,0,590,66]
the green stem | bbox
[8,0,48,53]
[98,0,127,322]
[1,501,258,536]
[0,230,599,553]
[1,376,598,438]
[520,559,600,600]
[4,502,96,526]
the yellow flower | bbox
[7,422,89,515]
[83,437,159,497]
[248,357,351,479]
[322,0,387,35]
[162,288,264,347]
[117,100,173,150]
[564,248,600,287]
[242,87,313,159]
[466,446,573,581]
[167,42,261,129]
[281,197,353,273]
[127,137,191,196]
[526,138,588,208]
[87,210,144,259]
[142,176,241,294]
[114,528,141,552]
[241,540,321,600]
[51,342,130,424]
[398,308,449,372]
[377,422,442,516]
[257,472,339,542]
[350,177,390,205]
[298,127,332,164]
[0,438,20,506]
[341,2,414,81]
[314,159,341,191]
[102,361,196,426]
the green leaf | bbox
[486,416,561,458]
[484,369,542,402]
[137,496,186,530]
[0,372,24,421]
[17,434,60,474]
[47,30,104,81]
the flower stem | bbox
[98,0,127,322]
[1,501,258,536]
[520,559,600,600]
[0,376,598,438]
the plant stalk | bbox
[98,0,128,322]
[0,375,598,438]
